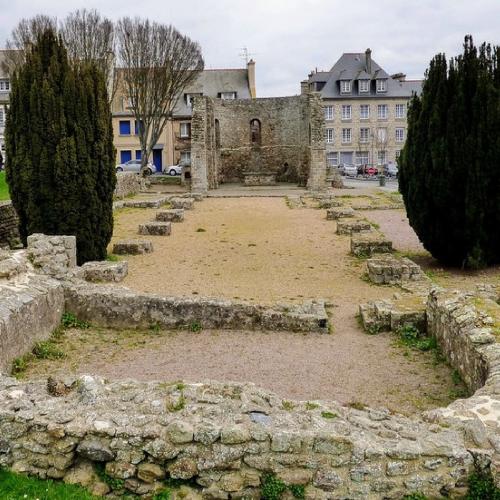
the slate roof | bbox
[309,52,422,99]
[173,68,251,117]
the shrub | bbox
[399,36,500,268]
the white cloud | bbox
[0,0,498,96]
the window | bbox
[135,150,142,160]
[185,93,203,107]
[360,104,370,120]
[120,150,132,163]
[119,120,131,135]
[340,80,351,93]
[377,150,387,165]
[219,91,237,100]
[181,151,191,164]
[180,122,191,138]
[356,151,369,165]
[0,80,10,91]
[327,152,338,166]
[324,105,334,121]
[250,119,261,145]
[359,128,370,143]
[341,105,352,120]
[395,104,406,118]
[341,128,352,143]
[395,150,401,159]
[377,127,388,143]
[0,107,4,126]
[396,128,405,142]
[134,120,143,136]
[359,79,369,93]
[325,128,334,143]
[376,79,387,92]
[377,104,388,119]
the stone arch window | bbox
[250,119,261,145]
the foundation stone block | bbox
[138,222,172,236]
[336,220,372,235]
[326,206,355,220]
[170,197,195,210]
[112,240,153,255]
[351,232,393,257]
[81,261,128,283]
[156,209,185,223]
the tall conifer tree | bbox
[399,36,500,267]
[5,29,115,264]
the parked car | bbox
[385,163,399,177]
[163,164,184,176]
[115,159,154,176]
[343,164,358,177]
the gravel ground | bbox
[23,196,456,414]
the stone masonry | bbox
[0,201,20,249]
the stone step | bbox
[156,209,185,223]
[326,206,356,220]
[351,232,393,257]
[113,239,153,255]
[81,261,128,283]
[138,221,172,236]
[366,254,427,285]
[169,197,195,210]
[336,219,372,235]
[122,197,170,209]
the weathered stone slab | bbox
[81,261,128,283]
[351,232,393,257]
[156,209,185,223]
[243,172,276,186]
[366,254,426,285]
[138,222,172,236]
[326,206,355,220]
[336,219,372,235]
[122,197,170,209]
[112,240,153,255]
[27,234,77,278]
[169,197,195,210]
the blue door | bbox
[120,150,132,164]
[153,149,163,172]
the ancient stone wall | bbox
[114,172,143,199]
[191,94,327,191]
[64,282,328,333]
[0,201,20,248]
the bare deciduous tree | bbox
[116,17,204,171]
[60,9,117,102]
[2,15,57,73]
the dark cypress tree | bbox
[5,29,115,264]
[399,36,500,268]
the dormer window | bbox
[340,80,351,94]
[376,79,387,93]
[185,93,203,107]
[219,91,237,100]
[359,79,370,93]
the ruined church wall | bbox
[212,96,309,184]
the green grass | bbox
[0,171,10,200]
[0,468,99,499]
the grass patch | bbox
[261,473,305,500]
[466,468,500,499]
[305,402,319,410]
[61,312,90,329]
[321,411,337,419]
[396,324,437,352]
[348,401,367,411]
[166,392,186,412]
[0,171,10,200]
[0,468,99,499]
[281,400,295,411]
[106,253,120,262]
[94,462,125,490]
[188,321,202,333]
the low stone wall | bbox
[0,273,64,373]
[64,282,328,333]
[114,172,143,199]
[0,376,474,499]
[0,201,20,249]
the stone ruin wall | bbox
[0,201,20,248]
[114,172,144,199]
[191,93,327,192]
[0,235,499,497]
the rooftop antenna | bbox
[239,46,257,64]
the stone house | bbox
[112,60,256,172]
[301,49,422,170]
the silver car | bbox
[164,164,183,176]
[116,159,154,176]
[343,164,358,177]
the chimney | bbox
[391,72,406,82]
[300,80,309,95]
[365,48,372,74]
[247,59,256,98]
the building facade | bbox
[301,49,421,169]
[0,51,12,162]
[111,60,256,172]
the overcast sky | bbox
[1,0,499,96]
